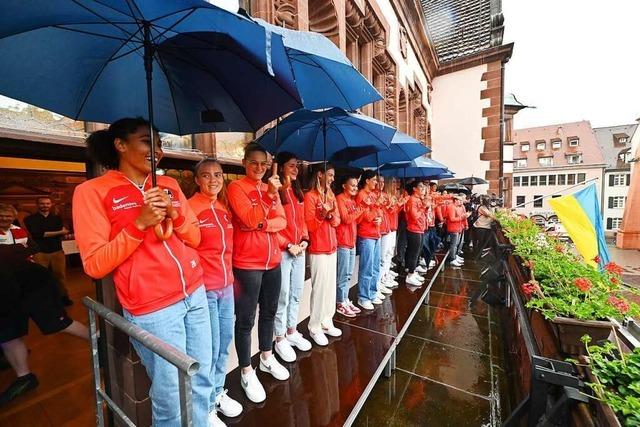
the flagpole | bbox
[511,177,599,210]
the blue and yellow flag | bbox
[548,183,610,269]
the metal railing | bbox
[83,297,199,427]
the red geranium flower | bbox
[555,244,564,253]
[607,296,629,314]
[592,255,601,264]
[522,282,535,296]
[604,262,624,275]
[525,260,535,269]
[573,277,592,292]
[611,277,619,285]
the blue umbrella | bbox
[256,19,382,110]
[348,131,430,169]
[256,108,395,162]
[380,156,450,179]
[0,0,304,185]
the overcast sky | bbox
[502,0,640,130]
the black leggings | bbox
[474,228,493,259]
[405,231,423,273]
[233,266,282,367]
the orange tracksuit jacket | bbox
[406,195,427,234]
[335,193,364,249]
[356,189,381,239]
[72,170,203,316]
[304,189,340,254]
[188,192,234,290]
[227,177,286,270]
[279,187,308,249]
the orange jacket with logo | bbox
[188,193,233,291]
[304,189,340,254]
[72,170,203,316]
[405,195,427,233]
[227,177,286,270]
[446,204,467,233]
[376,191,391,235]
[335,193,364,249]
[356,189,381,239]
[279,187,308,249]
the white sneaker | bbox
[240,369,266,403]
[429,260,436,268]
[358,299,374,310]
[286,331,312,351]
[208,410,227,427]
[372,297,383,305]
[419,258,427,267]
[406,273,422,287]
[274,338,296,363]
[384,278,399,288]
[415,273,425,282]
[259,354,290,380]
[376,291,386,300]
[456,256,465,263]
[450,260,463,267]
[389,270,399,278]
[380,286,392,295]
[322,325,342,337]
[215,389,242,418]
[310,330,329,346]
[415,265,427,274]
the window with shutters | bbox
[577,173,586,183]
[516,196,525,207]
[610,174,627,186]
[548,175,556,185]
[607,217,623,230]
[608,197,626,209]
[533,195,543,208]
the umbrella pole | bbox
[143,22,158,188]
[322,116,327,203]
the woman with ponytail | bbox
[72,118,214,426]
[304,164,341,346]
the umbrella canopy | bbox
[457,176,488,186]
[379,156,449,179]
[256,19,382,111]
[256,107,395,162]
[438,183,471,194]
[0,0,303,135]
[348,132,430,169]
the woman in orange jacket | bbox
[404,181,427,287]
[188,159,242,422]
[73,118,213,426]
[226,143,289,403]
[355,170,383,310]
[335,175,365,318]
[273,152,312,363]
[304,163,342,346]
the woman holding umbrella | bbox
[227,143,289,403]
[73,118,213,426]
[304,163,342,346]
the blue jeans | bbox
[357,238,381,302]
[206,286,234,403]
[275,250,306,337]
[123,286,213,427]
[336,246,356,303]
[449,232,461,261]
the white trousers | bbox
[378,231,396,286]
[308,252,337,334]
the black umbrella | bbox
[457,176,488,186]
[438,183,471,194]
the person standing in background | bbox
[24,197,71,306]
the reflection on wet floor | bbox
[355,259,509,427]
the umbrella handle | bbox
[154,218,174,241]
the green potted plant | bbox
[496,211,639,354]
[578,336,640,427]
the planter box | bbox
[551,317,613,356]
[578,358,623,427]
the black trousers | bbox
[405,231,423,273]
[395,213,408,266]
[233,266,282,367]
[474,228,493,260]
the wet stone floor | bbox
[354,260,510,427]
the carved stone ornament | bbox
[399,26,408,59]
[274,0,297,28]
[385,72,397,126]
